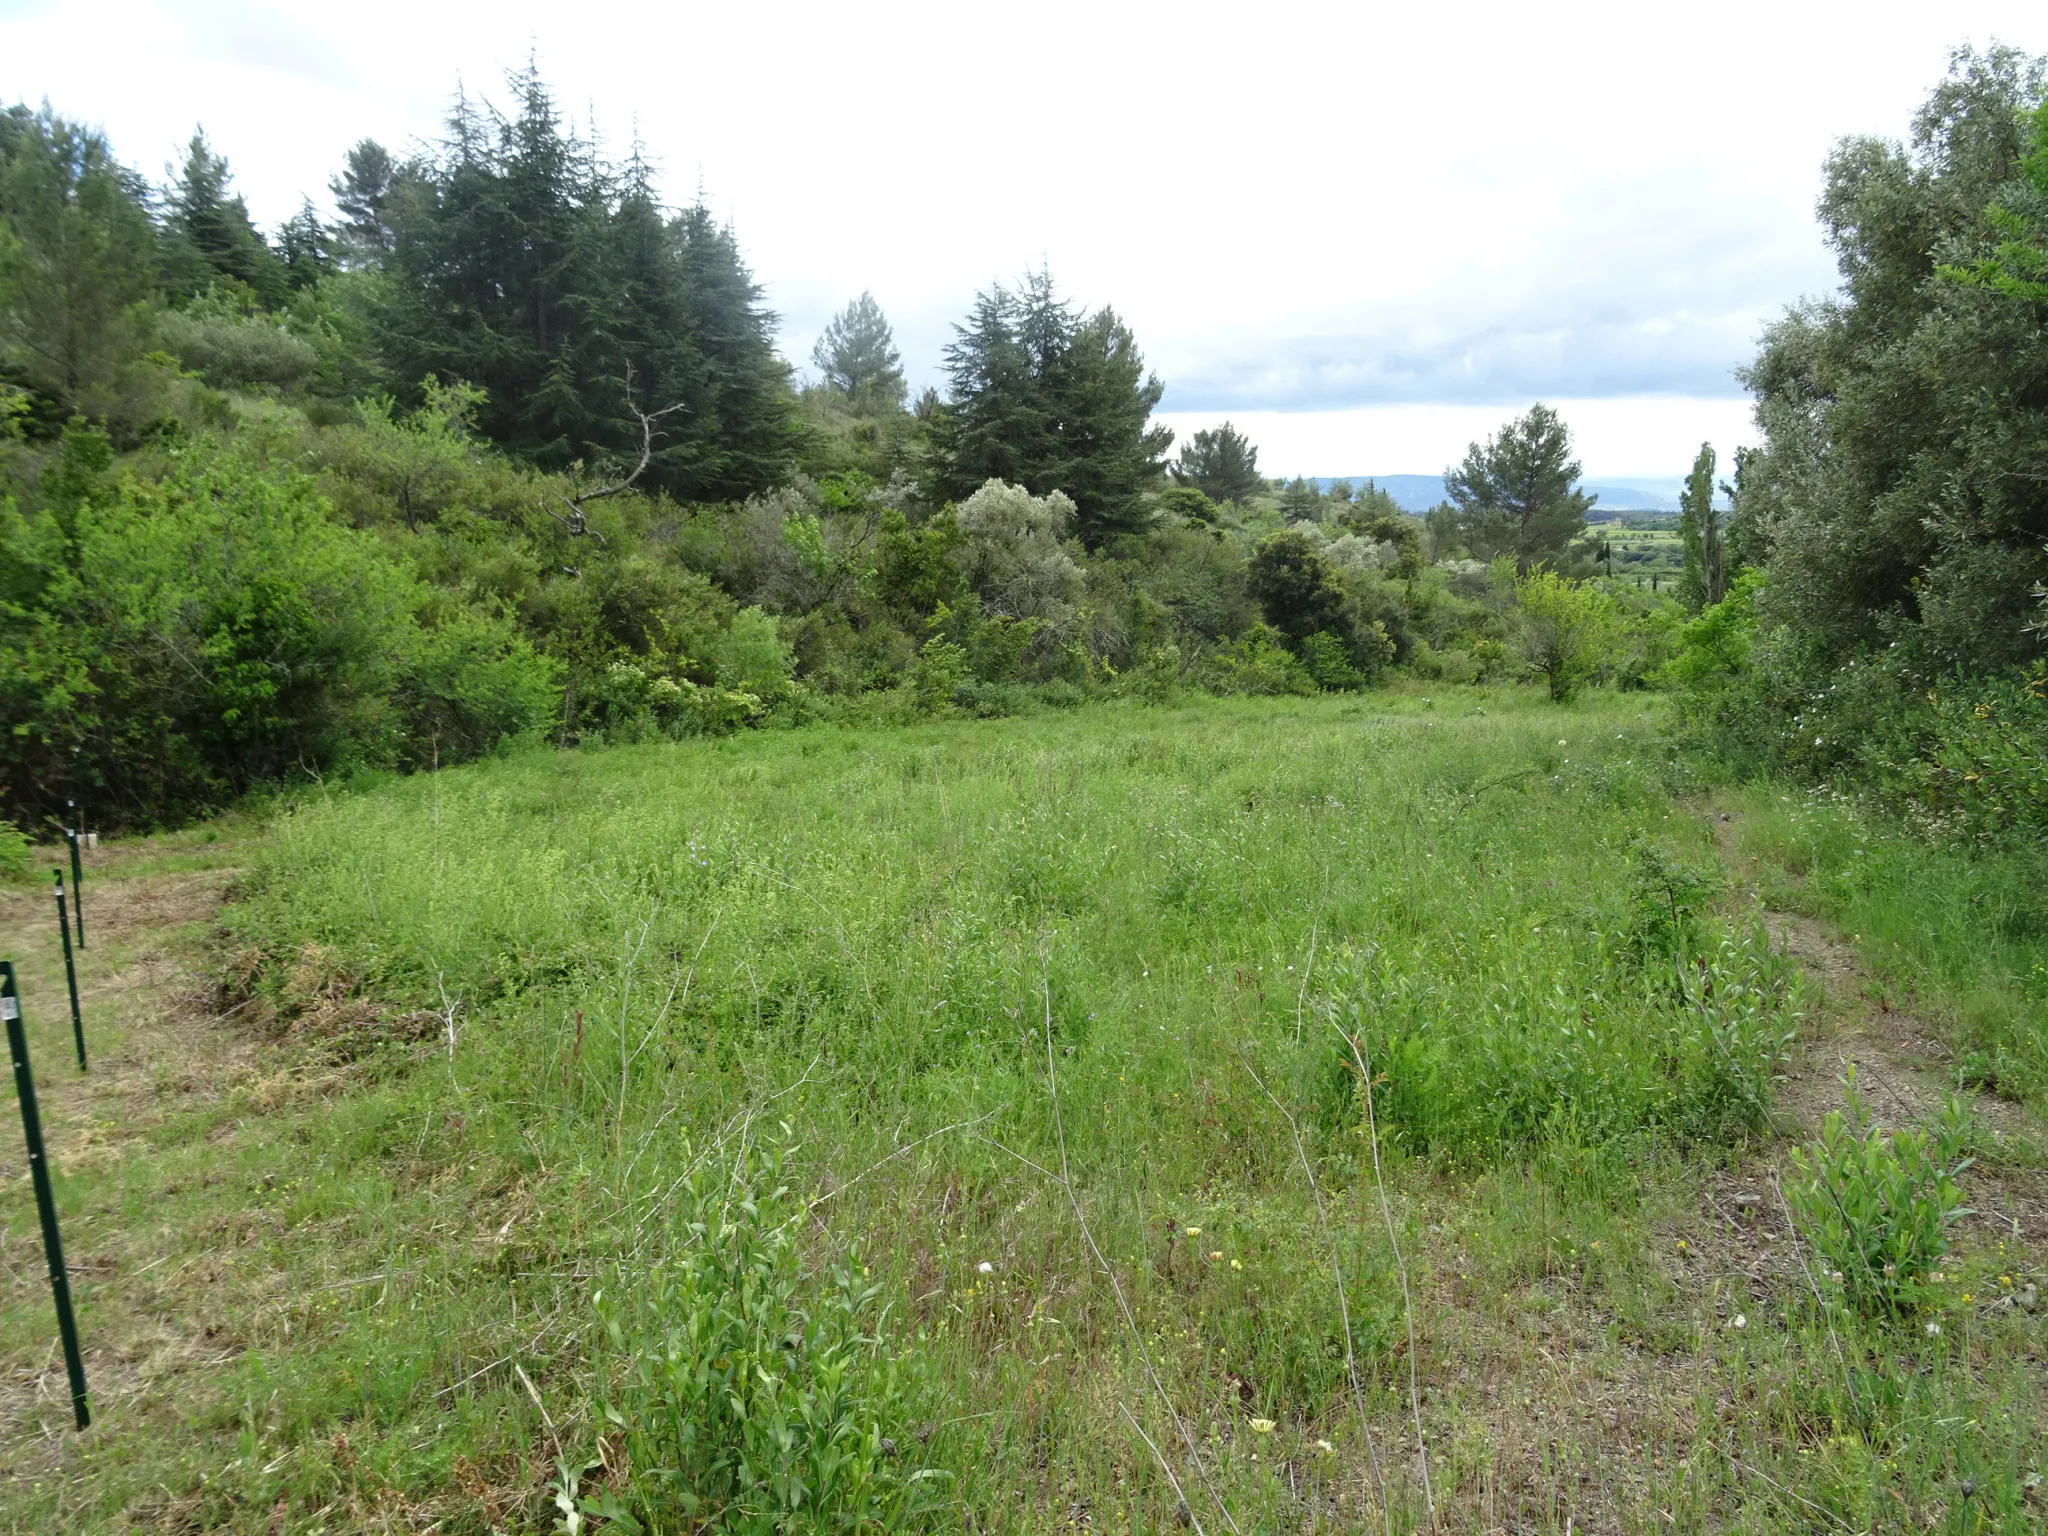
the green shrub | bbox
[1616,839,1722,973]
[0,438,559,827]
[155,289,321,390]
[715,606,797,702]
[1786,1078,1974,1319]
[907,639,966,716]
[0,817,29,880]
[571,1132,937,1534]
[1509,565,1615,702]
[1194,627,1316,696]
[1296,629,1363,690]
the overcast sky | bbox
[4,0,2042,475]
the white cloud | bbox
[5,0,2042,471]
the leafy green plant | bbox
[1617,838,1722,972]
[907,638,966,716]
[1508,565,1615,702]
[1296,630,1363,690]
[572,1131,938,1534]
[0,816,30,880]
[1786,1076,1975,1319]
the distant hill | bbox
[1312,475,1686,513]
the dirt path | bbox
[1705,803,2047,1253]
[0,833,253,1460]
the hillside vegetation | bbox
[1,37,2045,1536]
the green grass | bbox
[1719,782,2048,1104]
[3,688,2042,1532]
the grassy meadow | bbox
[2,688,2044,1532]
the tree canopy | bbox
[1735,44,2048,674]
[371,66,798,499]
[1443,403,1594,572]
[1171,421,1263,504]
[0,104,157,406]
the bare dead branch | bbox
[544,363,686,545]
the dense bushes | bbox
[1670,577,2048,846]
[0,435,557,828]
[3,72,1701,829]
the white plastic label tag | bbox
[0,997,17,1020]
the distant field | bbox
[1592,519,1686,582]
[3,690,2041,1532]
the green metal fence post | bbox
[53,873,87,1073]
[65,800,85,949]
[1,961,90,1429]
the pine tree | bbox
[1676,441,1726,611]
[276,198,332,289]
[379,66,624,469]
[933,269,1170,548]
[811,292,905,412]
[1443,403,1594,573]
[664,202,798,499]
[162,129,285,303]
[328,139,396,265]
[1280,476,1321,523]
[0,105,158,402]
[1170,421,1263,504]
[932,281,1049,493]
[374,67,795,497]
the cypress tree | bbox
[1676,441,1726,611]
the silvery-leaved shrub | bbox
[562,1130,940,1534]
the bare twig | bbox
[516,1362,566,1465]
[1771,1173,1862,1415]
[1293,898,1322,1046]
[1119,1402,1207,1536]
[804,1108,1003,1213]
[435,972,461,1064]
[1729,1456,1858,1532]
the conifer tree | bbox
[663,202,798,499]
[1171,421,1263,504]
[1280,476,1321,522]
[328,139,397,265]
[933,269,1170,548]
[372,68,795,497]
[811,292,906,412]
[276,199,331,289]
[0,105,158,402]
[161,129,285,303]
[1443,403,1594,573]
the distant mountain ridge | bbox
[1312,475,1686,513]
